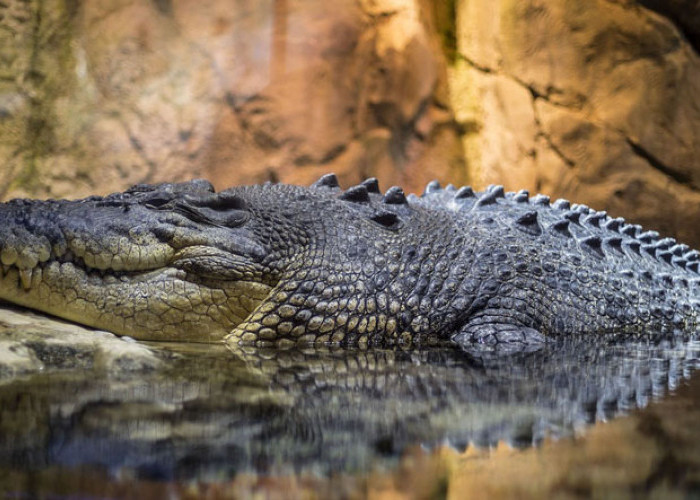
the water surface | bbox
[0,334,698,484]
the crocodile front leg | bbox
[452,312,546,352]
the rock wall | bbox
[0,0,464,199]
[2,0,700,244]
[450,0,700,245]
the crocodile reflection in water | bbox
[0,336,699,478]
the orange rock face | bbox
[2,0,700,245]
[452,0,700,246]
[0,0,464,199]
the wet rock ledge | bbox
[0,303,160,378]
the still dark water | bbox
[0,334,699,489]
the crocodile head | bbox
[0,179,308,341]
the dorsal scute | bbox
[673,256,688,269]
[370,210,401,230]
[361,178,381,194]
[424,180,442,195]
[311,173,340,189]
[624,240,642,255]
[657,250,674,264]
[563,210,582,224]
[552,198,571,210]
[551,219,572,237]
[603,217,624,232]
[383,186,407,205]
[488,185,506,197]
[514,210,542,236]
[579,235,605,257]
[571,203,591,214]
[604,237,623,253]
[641,243,657,258]
[455,186,475,199]
[684,250,700,262]
[638,230,660,244]
[530,194,550,206]
[671,244,688,256]
[583,211,607,228]
[340,185,371,203]
[475,185,505,207]
[657,273,674,286]
[655,237,676,250]
[512,190,529,203]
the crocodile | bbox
[0,173,698,348]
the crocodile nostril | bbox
[143,194,176,209]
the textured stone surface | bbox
[452,0,700,246]
[640,0,700,52]
[0,304,160,378]
[0,0,464,200]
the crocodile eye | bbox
[127,179,215,195]
[184,192,247,211]
[143,189,249,228]
[171,201,248,227]
[209,192,247,211]
[143,195,175,209]
[126,183,161,194]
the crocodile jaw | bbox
[0,259,273,342]
[0,185,277,342]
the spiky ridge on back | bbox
[417,181,700,276]
[313,173,699,280]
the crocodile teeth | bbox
[19,268,33,290]
[1,247,18,266]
